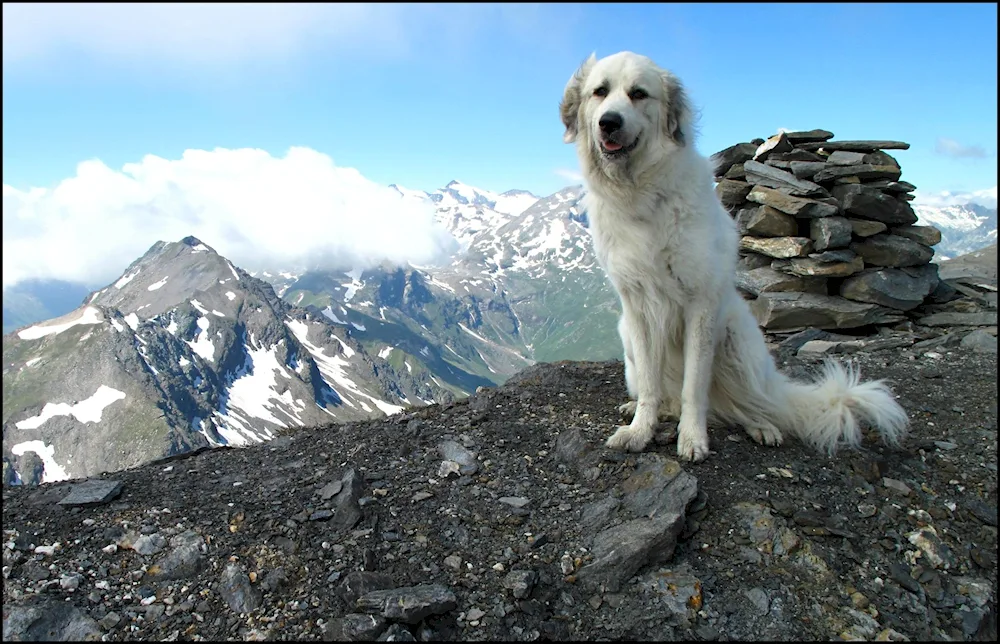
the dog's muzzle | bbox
[600,135,640,158]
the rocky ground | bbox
[3,324,997,641]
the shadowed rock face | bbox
[2,344,996,641]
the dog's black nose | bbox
[599,112,623,133]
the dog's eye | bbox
[593,86,608,98]
[629,88,649,101]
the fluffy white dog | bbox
[559,51,909,461]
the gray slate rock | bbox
[813,164,902,183]
[437,440,478,475]
[219,562,262,614]
[554,428,592,467]
[840,266,940,311]
[502,570,538,599]
[577,455,697,593]
[739,236,813,259]
[746,186,838,218]
[797,140,911,151]
[960,329,998,354]
[709,142,757,177]
[863,150,902,167]
[850,234,935,267]
[769,149,826,162]
[750,292,905,331]
[743,160,827,197]
[2,599,101,642]
[736,267,827,296]
[781,129,834,143]
[56,479,123,506]
[918,311,998,327]
[753,133,794,161]
[772,255,865,278]
[788,161,829,179]
[355,584,458,624]
[337,571,395,605]
[864,179,915,193]
[723,163,746,180]
[848,218,888,237]
[892,225,942,247]
[810,217,853,251]
[744,206,799,237]
[578,516,687,593]
[147,530,205,580]
[334,613,389,641]
[620,456,699,519]
[132,533,167,556]
[832,184,918,225]
[378,623,417,641]
[826,151,867,165]
[737,251,774,271]
[328,468,365,534]
[715,180,753,210]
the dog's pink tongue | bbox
[603,140,623,151]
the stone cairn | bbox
[711,129,944,333]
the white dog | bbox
[560,51,909,461]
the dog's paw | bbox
[677,419,710,462]
[676,434,710,462]
[618,400,638,418]
[606,425,653,452]
[744,423,783,447]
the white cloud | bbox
[2,3,409,68]
[934,137,988,159]
[554,168,584,184]
[1,3,566,73]
[2,147,460,289]
[913,186,997,210]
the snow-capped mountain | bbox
[3,237,491,485]
[270,181,622,384]
[914,193,998,260]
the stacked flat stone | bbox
[711,129,944,332]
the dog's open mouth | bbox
[600,136,639,157]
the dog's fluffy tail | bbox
[777,360,909,456]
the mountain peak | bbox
[180,235,205,247]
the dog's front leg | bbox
[676,304,717,461]
[606,303,662,452]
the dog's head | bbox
[560,51,692,179]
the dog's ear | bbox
[660,69,691,147]
[560,53,596,144]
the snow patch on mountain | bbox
[10,440,68,483]
[216,338,304,438]
[186,317,215,362]
[115,269,140,289]
[17,306,104,340]
[14,385,127,429]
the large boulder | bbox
[840,264,941,311]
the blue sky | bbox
[4,2,997,197]
[2,3,997,288]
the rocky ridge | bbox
[710,130,995,334]
[3,237,491,486]
[2,334,996,641]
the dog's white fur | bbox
[560,51,909,461]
